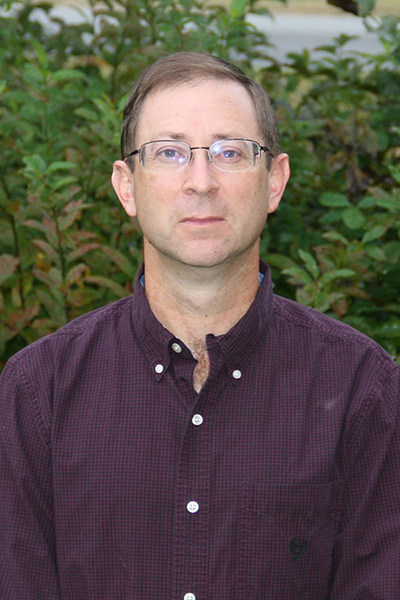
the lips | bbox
[180,216,224,225]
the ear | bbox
[267,153,290,214]
[111,160,137,217]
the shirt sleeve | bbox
[329,359,400,598]
[0,357,60,599]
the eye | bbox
[222,149,239,159]
[154,144,187,163]
[212,142,246,163]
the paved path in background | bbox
[31,5,383,60]
[250,13,382,60]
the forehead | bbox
[135,79,261,144]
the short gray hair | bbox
[121,52,280,170]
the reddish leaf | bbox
[84,276,128,298]
[32,239,59,260]
[66,243,100,263]
[0,255,19,286]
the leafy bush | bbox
[0,0,399,369]
[262,13,400,359]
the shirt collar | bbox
[131,260,274,378]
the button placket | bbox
[172,345,225,600]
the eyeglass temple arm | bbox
[260,146,275,157]
[124,149,140,161]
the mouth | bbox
[180,216,225,226]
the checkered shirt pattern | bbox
[1,261,399,599]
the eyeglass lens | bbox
[141,140,259,171]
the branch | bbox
[327,0,359,15]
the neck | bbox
[143,249,260,351]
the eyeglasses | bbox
[124,139,273,172]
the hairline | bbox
[132,77,263,147]
[121,53,281,170]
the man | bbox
[0,52,399,599]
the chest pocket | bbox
[235,482,344,600]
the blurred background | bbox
[0,0,399,369]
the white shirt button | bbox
[172,342,182,353]
[187,501,199,514]
[184,594,196,600]
[154,363,164,374]
[232,369,242,379]
[192,414,203,426]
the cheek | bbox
[134,172,178,209]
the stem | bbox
[53,210,68,321]
[53,210,66,282]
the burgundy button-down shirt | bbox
[1,262,399,599]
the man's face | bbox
[113,79,289,271]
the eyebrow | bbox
[152,132,241,142]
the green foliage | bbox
[0,0,278,366]
[0,0,399,367]
[261,7,400,361]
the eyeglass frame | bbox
[123,138,275,171]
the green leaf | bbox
[51,176,79,191]
[320,269,356,284]
[364,245,386,261]
[322,232,349,245]
[282,266,313,286]
[384,241,400,263]
[375,194,398,212]
[11,284,22,308]
[36,290,67,324]
[23,154,47,175]
[358,196,376,209]
[357,0,376,17]
[31,38,49,70]
[342,207,366,230]
[74,107,99,122]
[319,193,351,208]
[22,64,44,86]
[298,249,319,278]
[52,69,86,81]
[362,225,387,243]
[264,253,298,270]
[230,0,247,18]
[47,161,76,173]
[23,220,58,247]
[320,210,343,225]
[100,246,134,278]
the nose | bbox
[182,149,220,197]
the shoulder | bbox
[272,293,395,365]
[5,295,135,376]
[0,296,137,447]
[271,294,399,417]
